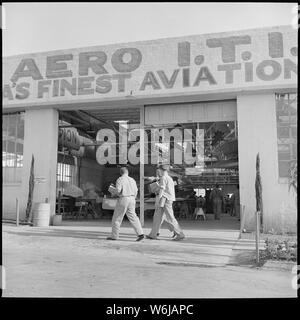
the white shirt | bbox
[159,173,176,201]
[116,174,138,197]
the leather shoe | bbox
[146,235,157,240]
[136,234,145,242]
[106,237,116,240]
[173,234,185,241]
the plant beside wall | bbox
[255,153,263,231]
[25,155,35,223]
[262,237,297,262]
[288,161,297,200]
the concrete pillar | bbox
[237,93,279,232]
[20,108,58,223]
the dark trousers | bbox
[212,199,222,219]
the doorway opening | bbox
[55,100,240,230]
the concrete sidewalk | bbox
[2,216,297,298]
[5,215,242,267]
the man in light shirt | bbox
[148,168,176,238]
[107,167,144,241]
[147,165,185,241]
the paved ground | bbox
[2,215,297,298]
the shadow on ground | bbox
[5,227,240,247]
[228,250,267,268]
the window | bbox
[276,93,297,178]
[2,112,25,183]
[56,162,77,195]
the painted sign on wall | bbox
[2,25,297,107]
[58,127,81,150]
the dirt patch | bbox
[228,250,266,267]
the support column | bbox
[237,93,278,232]
[139,106,145,226]
[20,108,59,224]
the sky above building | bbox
[2,2,297,56]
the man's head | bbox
[157,164,169,176]
[120,167,129,176]
[159,164,170,172]
[156,168,162,177]
[215,184,219,189]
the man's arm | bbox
[115,177,123,196]
[158,176,166,199]
[134,180,138,198]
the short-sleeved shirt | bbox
[116,174,138,197]
[159,174,176,201]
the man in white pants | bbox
[147,165,185,241]
[148,168,176,238]
[107,167,144,241]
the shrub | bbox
[264,237,297,261]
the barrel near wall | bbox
[32,203,50,227]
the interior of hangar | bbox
[56,100,240,225]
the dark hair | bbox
[159,164,170,171]
[120,167,129,175]
[215,184,219,188]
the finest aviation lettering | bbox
[3,31,297,101]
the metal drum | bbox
[32,203,50,227]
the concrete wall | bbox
[2,93,296,233]
[2,184,22,220]
[237,93,297,233]
[3,26,297,110]
[19,108,59,223]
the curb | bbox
[261,260,296,272]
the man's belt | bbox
[119,195,135,197]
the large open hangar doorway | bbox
[56,100,240,229]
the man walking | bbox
[232,184,240,219]
[209,184,223,220]
[147,165,185,241]
[149,168,176,238]
[107,167,144,241]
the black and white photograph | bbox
[1,1,298,304]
